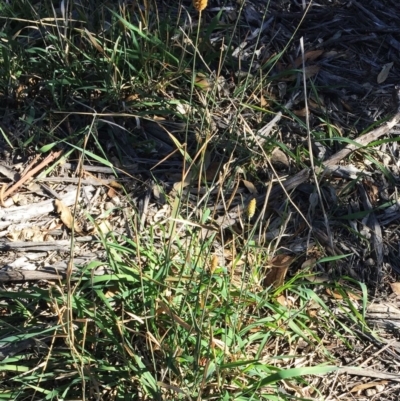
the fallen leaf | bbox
[276,294,288,306]
[55,199,82,233]
[125,93,139,102]
[326,288,343,299]
[340,98,353,112]
[390,282,400,296]
[173,170,193,192]
[347,291,361,301]
[107,187,117,199]
[109,180,123,189]
[271,148,289,167]
[377,62,393,84]
[84,28,109,59]
[96,220,112,235]
[293,107,310,117]
[282,65,321,81]
[242,179,258,194]
[307,308,318,318]
[195,73,212,90]
[205,161,223,181]
[305,274,330,283]
[264,254,295,288]
[303,64,321,78]
[301,258,317,270]
[294,49,324,68]
[350,380,388,392]
[308,98,326,113]
[260,95,268,107]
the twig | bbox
[2,150,63,202]
[322,85,400,170]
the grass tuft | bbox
[0,0,391,400]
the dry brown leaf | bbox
[307,309,318,318]
[173,170,193,192]
[205,161,222,181]
[271,148,289,167]
[157,301,192,332]
[347,291,361,301]
[301,258,317,269]
[293,107,310,117]
[294,49,324,68]
[308,98,326,113]
[326,288,343,299]
[270,254,295,268]
[109,180,123,189]
[350,380,388,393]
[305,274,330,283]
[107,187,117,199]
[282,65,321,81]
[264,254,294,288]
[96,220,112,236]
[242,179,258,194]
[195,73,212,90]
[377,62,393,84]
[125,94,139,102]
[303,64,321,78]
[84,28,109,59]
[260,95,268,107]
[340,98,354,112]
[55,199,82,233]
[276,294,288,306]
[390,282,400,296]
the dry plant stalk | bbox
[193,0,208,12]
[210,255,218,273]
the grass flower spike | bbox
[193,0,208,12]
[247,198,256,219]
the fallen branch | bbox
[322,85,400,170]
[0,269,67,282]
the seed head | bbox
[247,198,256,219]
[193,0,208,12]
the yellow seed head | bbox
[193,0,208,12]
[247,198,256,219]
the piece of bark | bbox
[0,236,96,252]
[0,269,67,282]
[36,177,116,186]
[338,367,400,382]
[0,187,93,228]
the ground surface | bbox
[1,0,400,400]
